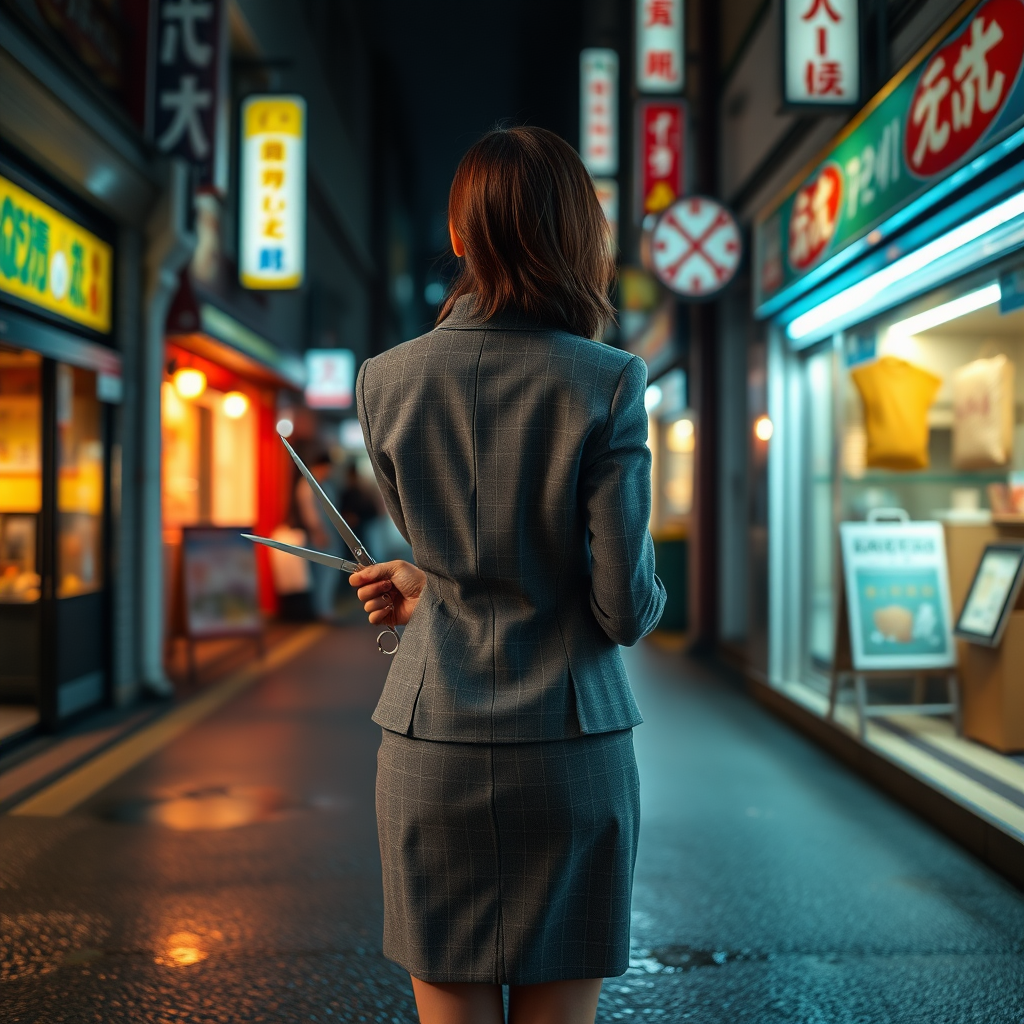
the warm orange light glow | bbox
[666,418,695,453]
[222,391,249,418]
[157,932,208,967]
[172,367,207,399]
[754,415,774,442]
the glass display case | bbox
[57,365,104,598]
[0,348,42,605]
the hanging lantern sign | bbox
[580,49,618,175]
[240,95,307,290]
[650,196,742,298]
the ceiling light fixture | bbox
[222,391,250,419]
[172,367,207,399]
[886,283,1001,339]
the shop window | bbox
[804,346,835,672]
[162,381,256,530]
[0,348,41,603]
[840,282,1024,522]
[57,365,104,598]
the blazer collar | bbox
[438,293,553,332]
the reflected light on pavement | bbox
[156,932,208,967]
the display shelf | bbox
[842,472,1010,484]
[812,472,1011,484]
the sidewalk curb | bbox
[747,673,1024,891]
[8,625,326,818]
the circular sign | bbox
[650,196,742,298]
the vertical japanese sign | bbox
[580,49,619,175]
[636,0,685,93]
[239,95,307,291]
[0,174,113,333]
[783,0,860,106]
[593,179,619,251]
[636,100,685,219]
[151,0,225,185]
[757,0,1024,313]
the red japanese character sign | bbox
[650,197,742,298]
[639,101,685,216]
[905,0,1024,178]
[787,163,843,270]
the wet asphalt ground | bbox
[1,626,1022,1023]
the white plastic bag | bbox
[952,355,1015,470]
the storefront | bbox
[753,0,1024,867]
[0,158,121,736]
[645,367,692,633]
[161,278,304,667]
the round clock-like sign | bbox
[650,196,742,298]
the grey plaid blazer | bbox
[357,295,666,743]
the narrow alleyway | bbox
[2,629,1022,1023]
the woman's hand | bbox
[349,560,426,627]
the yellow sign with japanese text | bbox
[239,95,307,290]
[0,175,113,333]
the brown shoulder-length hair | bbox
[436,126,616,339]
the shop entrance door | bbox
[0,347,109,737]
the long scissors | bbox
[242,436,400,655]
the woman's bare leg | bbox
[508,978,604,1024]
[410,977,505,1024]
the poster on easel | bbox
[839,520,956,671]
[181,527,262,639]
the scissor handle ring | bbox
[377,628,400,655]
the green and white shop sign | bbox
[754,0,1024,314]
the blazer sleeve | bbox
[580,355,667,646]
[356,358,410,543]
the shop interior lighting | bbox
[276,417,294,437]
[787,187,1024,343]
[644,383,663,412]
[666,418,695,453]
[172,367,207,399]
[222,391,250,419]
[886,283,1001,339]
[754,415,774,442]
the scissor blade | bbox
[242,534,361,574]
[280,435,375,566]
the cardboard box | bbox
[960,611,1024,752]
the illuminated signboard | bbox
[636,0,684,94]
[580,49,618,175]
[783,0,860,107]
[240,95,306,290]
[637,100,685,218]
[757,0,1024,312]
[0,174,113,333]
[305,349,355,409]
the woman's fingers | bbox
[363,596,392,614]
[348,563,392,588]
[355,579,392,602]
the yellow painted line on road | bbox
[9,625,327,818]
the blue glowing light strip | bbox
[756,124,1024,321]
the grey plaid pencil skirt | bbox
[376,728,640,985]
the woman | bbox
[349,126,666,1024]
